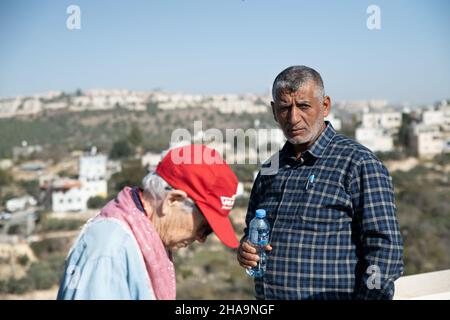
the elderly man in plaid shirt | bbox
[237,66,404,299]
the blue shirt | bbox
[57,218,155,300]
[245,122,404,300]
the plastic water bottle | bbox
[246,209,270,278]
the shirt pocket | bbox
[298,178,353,233]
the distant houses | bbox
[409,101,450,158]
[48,148,108,213]
[5,196,37,213]
[352,100,450,158]
[355,111,402,152]
[0,90,269,118]
[12,141,43,161]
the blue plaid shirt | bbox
[244,122,403,300]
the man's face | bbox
[271,81,330,147]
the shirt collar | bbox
[280,121,336,162]
[130,186,146,213]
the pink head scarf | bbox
[96,186,176,300]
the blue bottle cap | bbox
[255,209,266,218]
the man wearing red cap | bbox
[57,144,239,300]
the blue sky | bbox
[0,0,449,104]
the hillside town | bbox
[0,90,449,299]
[1,91,450,234]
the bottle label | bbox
[250,229,269,246]
[259,231,269,246]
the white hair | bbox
[142,171,198,215]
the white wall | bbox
[394,269,450,300]
[52,188,87,212]
[355,127,394,152]
[361,112,402,130]
[79,154,107,180]
[81,179,108,199]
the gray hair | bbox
[142,171,199,215]
[272,65,325,102]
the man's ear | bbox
[323,96,331,118]
[271,101,278,123]
[161,189,187,216]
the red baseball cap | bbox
[156,144,240,248]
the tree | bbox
[396,113,412,149]
[128,125,143,147]
[146,102,159,116]
[87,196,107,209]
[109,140,132,159]
[20,180,40,198]
[0,169,13,186]
[230,164,258,182]
[109,159,147,195]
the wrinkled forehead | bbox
[275,82,317,102]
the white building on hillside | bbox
[79,151,108,199]
[355,109,402,152]
[408,102,450,158]
[51,179,87,212]
[325,113,342,131]
[51,149,108,213]
[409,124,445,158]
[355,127,394,152]
[361,111,402,133]
[421,102,450,130]
[6,196,37,212]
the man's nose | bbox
[288,105,301,124]
[196,234,207,243]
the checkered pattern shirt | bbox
[244,122,404,300]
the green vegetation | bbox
[234,196,250,209]
[396,113,413,149]
[392,164,450,275]
[230,164,258,182]
[39,218,85,233]
[0,107,278,159]
[0,168,13,186]
[17,255,30,267]
[146,102,158,116]
[19,180,40,199]
[0,237,69,295]
[0,106,448,298]
[87,196,108,209]
[30,238,71,259]
[128,125,143,148]
[108,159,147,196]
[109,140,133,159]
[375,150,407,161]
[174,242,254,299]
[0,255,65,294]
